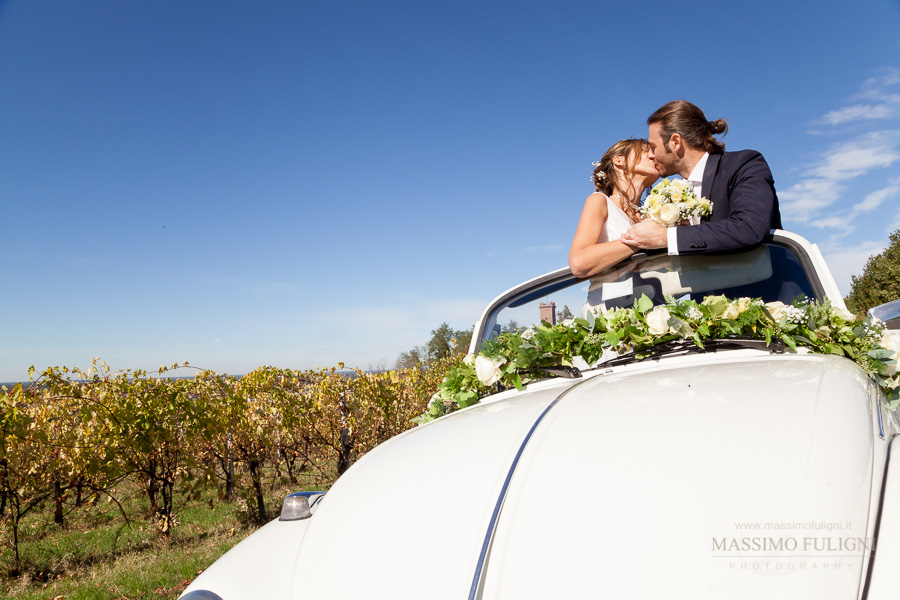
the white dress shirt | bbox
[666,152,709,255]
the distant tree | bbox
[557,304,575,322]
[502,319,523,334]
[366,358,390,373]
[395,346,425,370]
[426,322,458,362]
[455,327,474,354]
[846,229,900,315]
[395,323,475,369]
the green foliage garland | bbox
[416,295,900,423]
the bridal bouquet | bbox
[641,178,713,227]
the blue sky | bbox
[2,0,900,381]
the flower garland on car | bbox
[413,295,900,424]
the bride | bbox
[568,139,661,278]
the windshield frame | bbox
[468,231,839,354]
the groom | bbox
[619,100,782,254]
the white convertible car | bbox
[180,231,900,600]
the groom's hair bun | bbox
[708,119,728,136]
[648,100,727,153]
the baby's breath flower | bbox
[785,305,807,324]
[585,333,605,345]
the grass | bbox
[5,525,247,600]
[1,468,335,600]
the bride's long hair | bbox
[591,138,648,222]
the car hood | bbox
[290,353,877,599]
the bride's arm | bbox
[568,193,637,279]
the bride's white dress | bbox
[596,193,633,243]
[583,194,634,317]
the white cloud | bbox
[853,182,900,215]
[816,69,900,126]
[789,71,900,235]
[859,68,900,98]
[809,216,852,231]
[820,103,896,126]
[820,240,887,297]
[779,179,847,221]
[779,131,900,224]
[807,131,900,179]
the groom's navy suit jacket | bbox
[675,150,782,254]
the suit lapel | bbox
[701,152,722,221]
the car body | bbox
[180,231,900,600]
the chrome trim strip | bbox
[878,405,885,440]
[861,434,897,599]
[180,591,224,600]
[467,381,586,600]
[285,490,326,500]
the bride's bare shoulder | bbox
[585,191,610,202]
[584,191,610,207]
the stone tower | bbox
[539,301,556,325]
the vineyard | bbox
[0,357,458,597]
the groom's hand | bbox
[620,221,667,249]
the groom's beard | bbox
[654,155,680,178]
[656,162,678,177]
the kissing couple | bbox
[569,100,783,279]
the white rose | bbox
[832,307,857,322]
[672,178,692,191]
[881,331,900,376]
[722,298,753,320]
[659,204,681,227]
[521,328,536,340]
[430,387,454,407]
[646,306,671,335]
[463,353,475,366]
[592,304,609,317]
[474,355,506,386]
[765,301,788,322]
[722,303,741,320]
